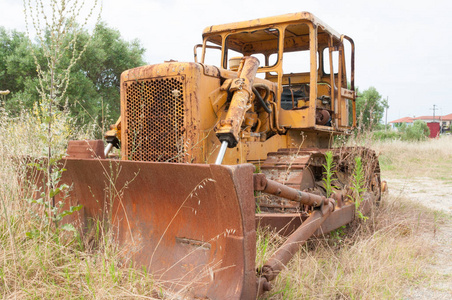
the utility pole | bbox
[385,96,388,131]
[440,108,443,133]
[430,104,439,121]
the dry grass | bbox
[1,109,450,299]
[256,135,452,299]
[257,193,442,299]
[373,135,452,181]
[0,110,162,299]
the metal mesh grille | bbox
[125,77,185,162]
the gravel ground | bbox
[388,177,452,299]
[388,177,452,214]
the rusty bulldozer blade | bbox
[30,155,379,299]
[28,148,381,299]
[56,158,257,299]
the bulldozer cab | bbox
[199,12,356,132]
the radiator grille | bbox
[125,77,185,162]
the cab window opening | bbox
[224,28,280,70]
[202,35,222,66]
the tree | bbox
[0,27,37,113]
[0,23,145,126]
[65,22,146,125]
[356,86,388,129]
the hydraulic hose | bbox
[252,84,272,114]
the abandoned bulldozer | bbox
[57,12,382,299]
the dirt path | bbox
[389,177,452,214]
[387,177,452,299]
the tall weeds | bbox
[259,194,438,299]
[0,107,162,299]
[23,0,101,219]
[322,151,337,198]
[0,1,163,298]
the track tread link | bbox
[257,147,381,212]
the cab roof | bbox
[202,12,342,40]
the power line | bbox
[430,104,439,121]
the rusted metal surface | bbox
[381,180,388,193]
[254,173,327,207]
[255,203,353,239]
[316,109,331,125]
[256,213,305,236]
[255,146,382,240]
[66,140,105,159]
[122,76,185,162]
[57,158,376,298]
[216,56,260,148]
[47,149,382,298]
[58,159,257,299]
[260,151,312,186]
[314,203,354,235]
[257,202,334,295]
[258,149,326,212]
[119,62,222,164]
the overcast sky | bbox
[1,0,451,122]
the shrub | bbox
[401,120,430,141]
[372,121,430,142]
[373,130,401,141]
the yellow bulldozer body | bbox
[117,12,356,166]
[35,12,385,299]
